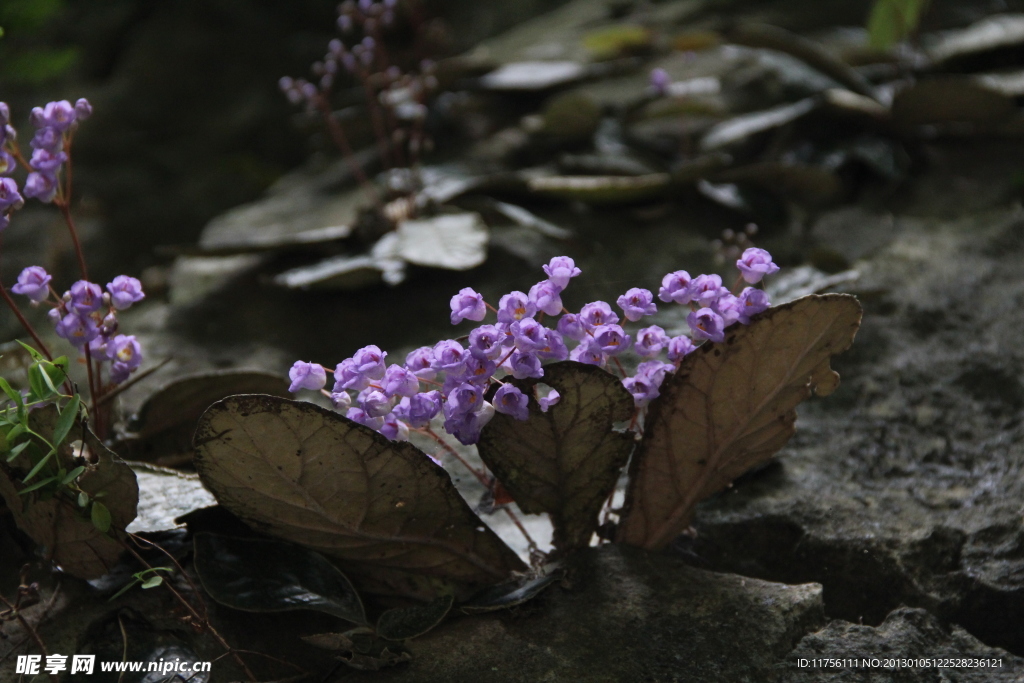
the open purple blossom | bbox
[444,402,494,445]
[504,350,542,380]
[0,149,15,175]
[538,389,561,412]
[622,375,658,407]
[542,256,581,290]
[351,345,387,380]
[347,407,385,431]
[382,364,420,397]
[617,288,657,322]
[432,339,469,376]
[713,292,743,327]
[458,355,497,385]
[106,275,145,310]
[497,291,535,323]
[449,287,487,325]
[393,391,441,427]
[511,317,548,353]
[493,384,529,421]
[68,281,104,314]
[736,247,779,284]
[569,341,605,366]
[445,382,486,418]
[404,346,436,379]
[666,335,696,362]
[690,274,728,308]
[357,388,393,418]
[106,335,143,386]
[0,178,24,212]
[658,270,693,304]
[55,312,99,347]
[636,360,673,387]
[22,172,58,203]
[529,280,563,316]
[592,324,631,355]
[11,266,51,302]
[468,325,505,360]
[738,287,771,322]
[556,313,586,341]
[334,358,371,392]
[288,361,327,393]
[379,413,410,441]
[535,328,569,361]
[579,301,619,329]
[28,148,66,173]
[31,100,77,131]
[687,307,726,344]
[635,325,669,358]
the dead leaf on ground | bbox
[477,362,634,554]
[0,408,138,579]
[193,396,525,598]
[617,294,862,550]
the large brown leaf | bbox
[618,294,862,550]
[477,362,634,555]
[0,408,138,579]
[193,395,525,595]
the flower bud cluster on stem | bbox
[289,248,780,448]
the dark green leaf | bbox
[53,395,80,447]
[18,474,58,495]
[91,501,112,533]
[0,376,23,410]
[477,362,634,554]
[376,594,454,641]
[193,533,368,625]
[6,440,30,463]
[22,449,55,483]
[61,465,86,485]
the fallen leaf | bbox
[527,174,671,205]
[700,99,817,151]
[477,362,634,554]
[0,409,138,579]
[480,61,587,91]
[193,396,525,597]
[396,212,489,271]
[193,532,368,624]
[925,13,1024,66]
[617,294,862,550]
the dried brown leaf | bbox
[477,362,634,554]
[193,396,525,595]
[617,294,862,550]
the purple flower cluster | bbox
[23,99,91,204]
[289,250,780,445]
[11,266,146,385]
[0,104,24,232]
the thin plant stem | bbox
[313,95,374,193]
[0,594,60,683]
[55,201,88,282]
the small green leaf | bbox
[22,449,54,483]
[376,594,454,641]
[141,576,164,589]
[15,340,44,361]
[19,474,58,495]
[52,395,80,446]
[77,490,89,507]
[91,501,112,533]
[0,376,23,409]
[6,440,30,463]
[193,533,368,625]
[40,362,66,396]
[27,364,48,401]
[62,465,86,485]
[107,578,140,602]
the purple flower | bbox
[334,358,370,392]
[331,391,352,411]
[690,274,728,308]
[493,384,529,421]
[28,148,66,173]
[507,350,543,379]
[528,280,563,316]
[357,388,393,418]
[382,364,420,398]
[22,172,58,203]
[0,150,16,176]
[347,407,385,431]
[579,301,619,330]
[443,402,494,445]
[351,345,387,380]
[432,339,468,376]
[658,270,693,304]
[458,355,497,386]
[592,324,631,355]
[738,287,770,323]
[553,313,583,341]
[288,361,327,392]
[713,293,743,327]
[666,335,696,362]
[106,335,143,371]
[74,98,93,121]
[106,275,145,310]
[635,325,669,358]
[29,127,62,152]
[110,362,135,385]
[538,389,560,412]
[497,291,535,323]
[569,341,605,366]
[511,317,547,353]
[30,101,76,131]
[449,287,487,325]
[687,307,725,343]
[623,375,659,407]
[636,360,673,387]
[445,382,486,418]
[68,280,103,314]
[404,346,436,379]
[55,312,99,347]
[379,413,410,441]
[535,328,569,361]
[617,288,657,322]
[542,256,581,290]
[0,102,8,125]
[736,247,779,284]
[650,68,671,95]
[394,391,441,427]
[11,266,51,302]
[468,324,505,360]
